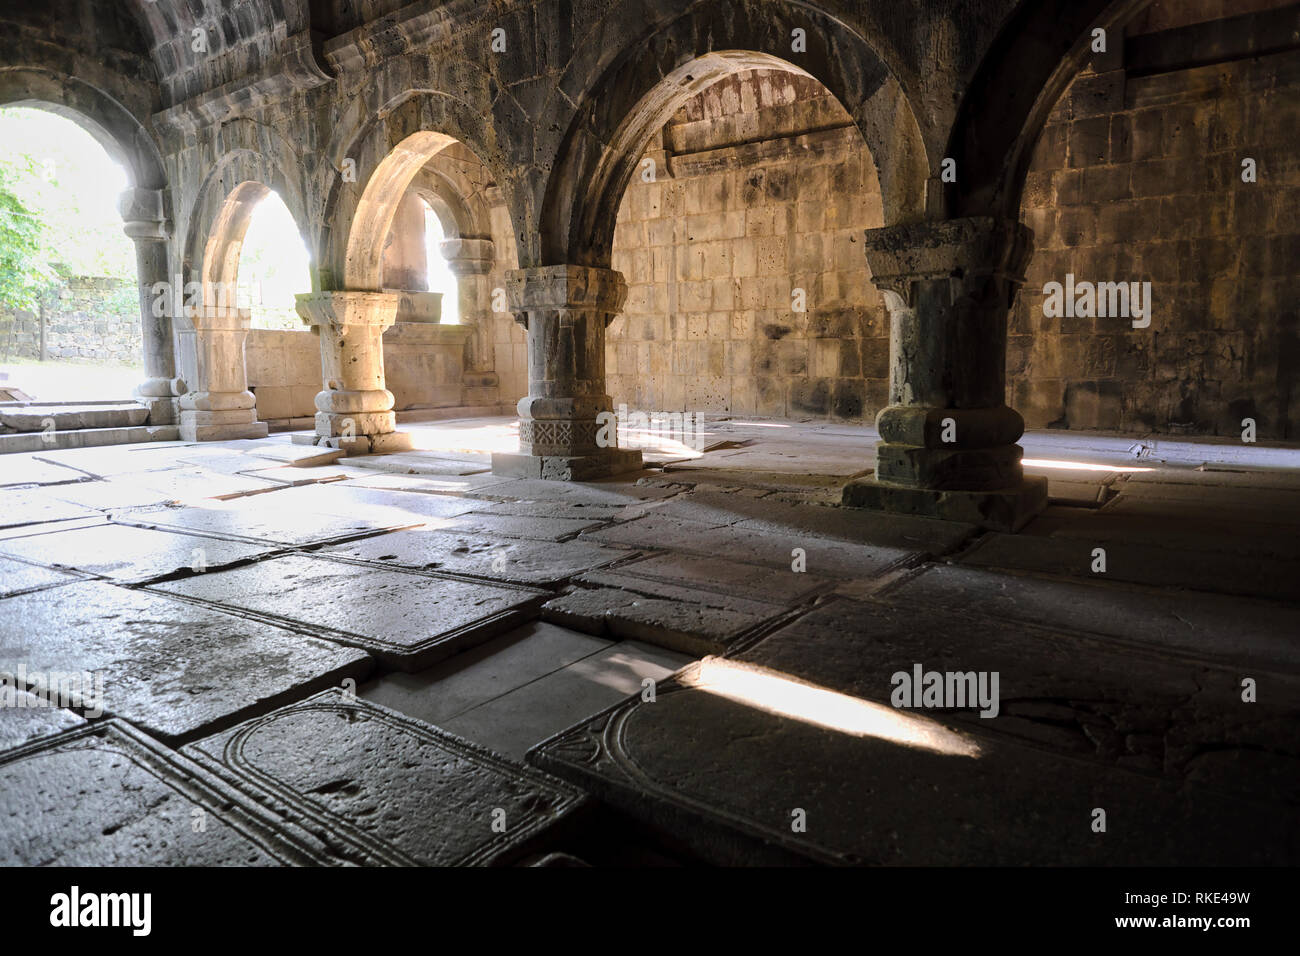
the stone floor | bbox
[1,417,1297,865]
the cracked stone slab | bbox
[543,585,784,656]
[41,479,180,513]
[1,719,324,865]
[0,522,278,584]
[326,528,638,586]
[740,598,1300,805]
[154,554,549,670]
[961,532,1300,601]
[584,513,921,579]
[0,687,84,752]
[576,552,828,606]
[891,564,1300,675]
[183,689,589,866]
[0,554,79,597]
[439,512,609,541]
[0,581,372,742]
[0,489,100,529]
[530,661,1297,865]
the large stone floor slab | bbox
[0,455,87,487]
[0,687,84,752]
[0,554,79,597]
[583,512,922,580]
[184,689,589,865]
[0,581,372,741]
[360,621,613,727]
[153,554,549,670]
[891,564,1300,674]
[0,522,278,584]
[961,531,1300,601]
[531,663,1296,865]
[0,489,99,529]
[1,719,322,865]
[438,512,609,541]
[325,528,639,586]
[577,552,829,606]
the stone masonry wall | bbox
[1013,39,1300,439]
[607,69,888,421]
[0,277,142,365]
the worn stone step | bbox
[0,403,148,432]
[0,424,178,454]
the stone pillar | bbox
[120,188,180,424]
[176,304,268,441]
[441,237,499,403]
[295,290,413,455]
[841,217,1047,531]
[491,265,641,480]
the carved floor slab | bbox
[0,720,324,866]
[184,689,590,866]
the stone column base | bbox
[291,430,414,456]
[179,409,269,442]
[841,475,1048,532]
[491,448,642,481]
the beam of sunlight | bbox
[1022,457,1154,473]
[729,421,791,428]
[680,658,982,758]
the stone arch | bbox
[943,0,1154,219]
[183,149,311,291]
[321,85,512,291]
[539,1,929,268]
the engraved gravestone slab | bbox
[0,688,85,753]
[154,554,550,670]
[185,689,589,866]
[0,720,324,866]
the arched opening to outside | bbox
[0,106,138,401]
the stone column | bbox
[842,217,1047,531]
[295,290,413,455]
[119,187,180,424]
[176,304,268,441]
[491,265,641,480]
[441,237,499,403]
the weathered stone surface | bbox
[0,581,372,741]
[543,586,783,656]
[327,529,638,586]
[0,687,84,752]
[961,532,1300,601]
[0,489,99,529]
[584,512,922,579]
[184,689,590,866]
[360,621,613,727]
[442,641,690,759]
[0,456,87,487]
[891,564,1300,674]
[0,522,278,583]
[439,512,609,541]
[577,552,828,606]
[0,554,78,597]
[531,664,1296,865]
[154,554,549,670]
[1,720,322,865]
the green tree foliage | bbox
[0,163,56,312]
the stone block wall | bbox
[245,329,319,427]
[1013,23,1300,439]
[607,69,888,421]
[0,278,141,365]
